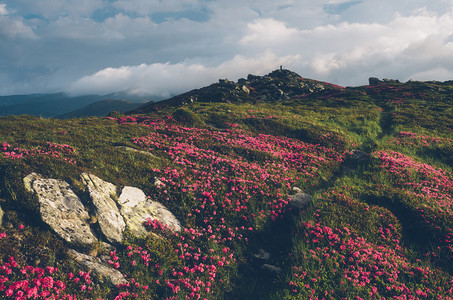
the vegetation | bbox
[0,74,452,299]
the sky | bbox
[1,0,453,97]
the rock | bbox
[23,172,43,193]
[154,177,163,187]
[261,264,282,274]
[118,186,181,236]
[118,186,146,208]
[0,204,4,226]
[349,150,369,161]
[292,187,302,193]
[81,173,126,244]
[369,77,382,85]
[67,249,127,285]
[29,177,97,245]
[253,249,270,261]
[115,146,155,157]
[289,189,312,209]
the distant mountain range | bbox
[0,92,165,118]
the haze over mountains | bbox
[0,92,164,119]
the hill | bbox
[0,69,452,299]
[133,69,343,113]
[58,99,143,119]
[0,93,156,118]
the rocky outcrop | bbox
[369,77,401,85]
[24,173,97,245]
[67,249,127,285]
[133,69,337,112]
[118,187,181,237]
[81,173,126,244]
[23,172,183,287]
[24,173,181,246]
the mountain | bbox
[0,92,161,118]
[57,99,143,119]
[0,69,452,299]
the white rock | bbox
[81,173,126,244]
[31,177,97,245]
[67,249,127,285]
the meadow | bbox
[0,77,452,299]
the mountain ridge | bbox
[133,69,344,113]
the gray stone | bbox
[0,204,4,226]
[349,150,369,161]
[118,186,181,236]
[81,173,125,244]
[67,249,127,285]
[23,172,43,193]
[289,189,312,209]
[27,175,97,245]
[253,249,270,261]
[115,146,155,157]
[292,187,302,193]
[261,264,282,274]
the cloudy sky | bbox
[1,0,453,96]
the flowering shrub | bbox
[286,221,453,299]
[373,151,452,213]
[0,141,76,164]
[390,131,453,148]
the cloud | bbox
[0,4,7,15]
[2,0,453,95]
[0,3,37,39]
[67,52,300,96]
[240,18,299,44]
[6,0,105,19]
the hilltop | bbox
[134,69,342,112]
[0,69,452,299]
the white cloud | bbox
[67,52,300,96]
[0,4,7,15]
[240,18,298,43]
[0,16,37,39]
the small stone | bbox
[349,150,369,161]
[253,249,271,260]
[261,264,282,274]
[67,249,127,285]
[289,190,312,209]
[0,204,4,226]
[154,177,163,187]
[292,187,302,193]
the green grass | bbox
[0,78,452,299]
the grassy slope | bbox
[0,79,452,299]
